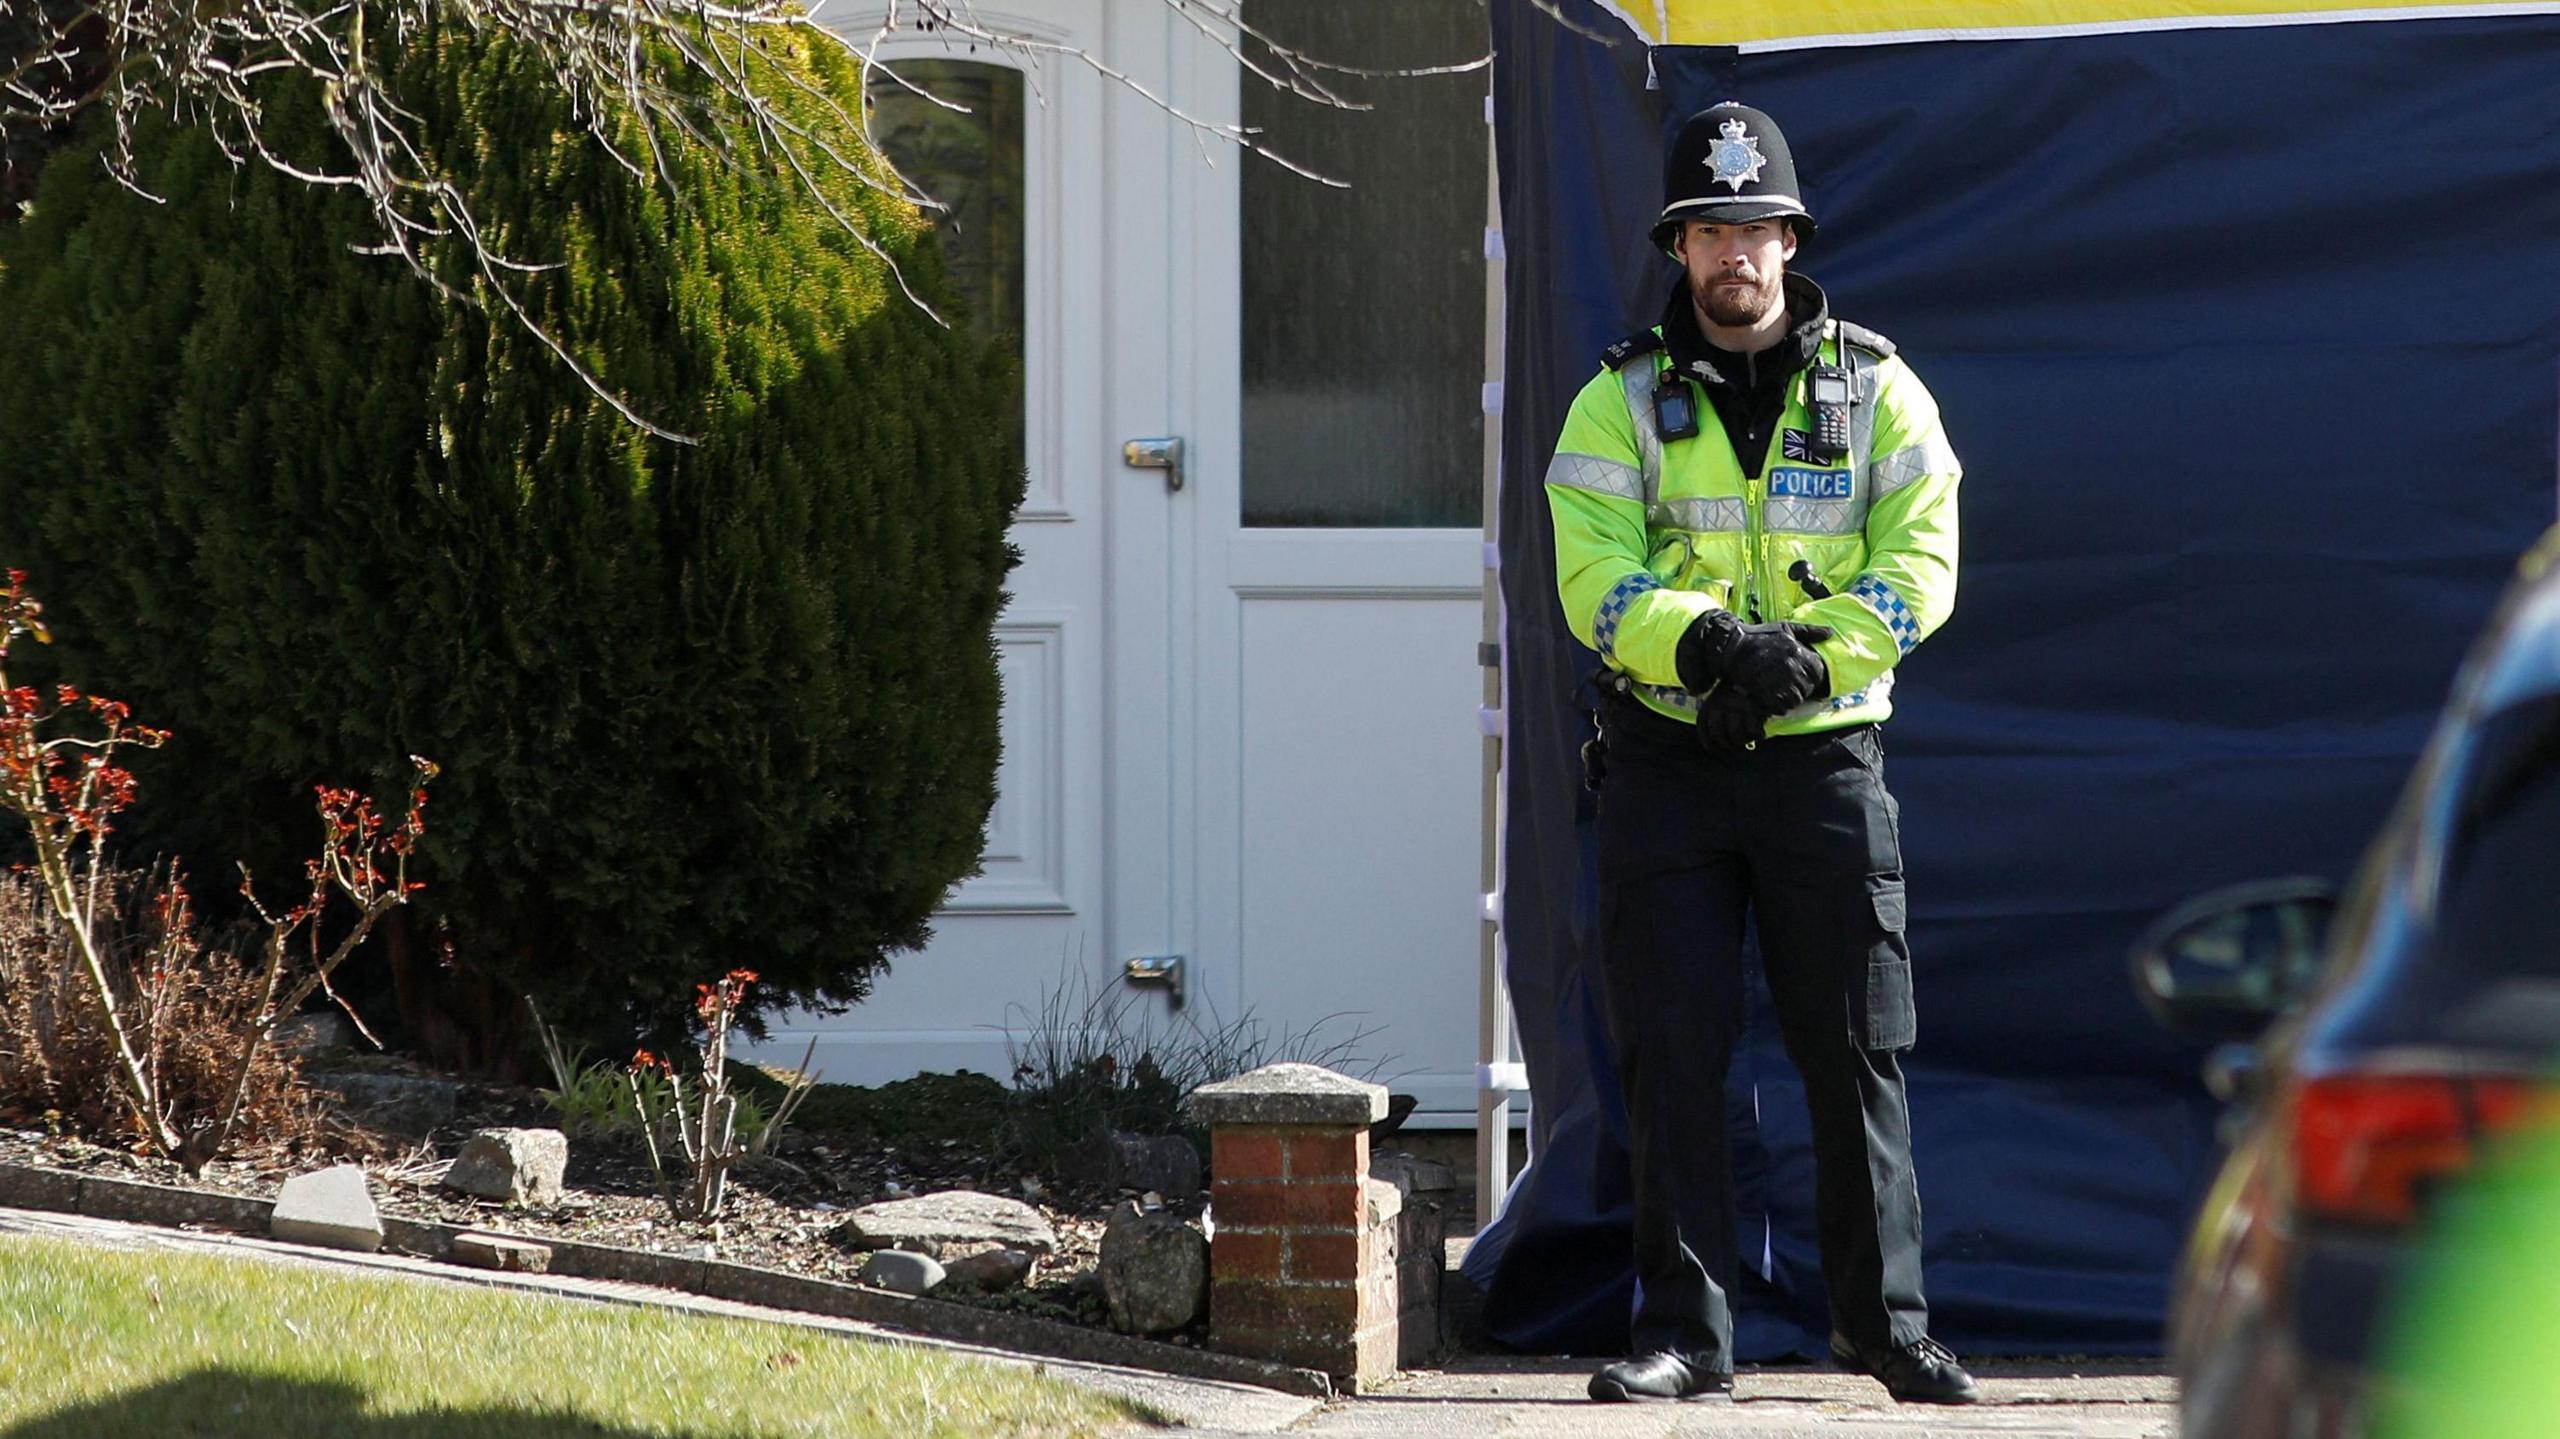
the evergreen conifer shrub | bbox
[0,19,1023,1054]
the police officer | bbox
[1547,102,1975,1405]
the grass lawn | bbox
[0,1235,1145,1438]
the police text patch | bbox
[1766,466,1854,500]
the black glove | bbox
[1696,683,1770,752]
[1721,620,1834,714]
[1673,610,1745,694]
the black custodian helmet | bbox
[1650,102,1816,256]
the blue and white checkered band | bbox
[1826,669,1896,713]
[1850,574,1924,656]
[1593,573,1661,664]
[1639,681,1700,714]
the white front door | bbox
[758,1,1490,1127]
[1170,1,1492,1123]
[755,0,1161,1088]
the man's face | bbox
[1676,219,1797,328]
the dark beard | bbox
[1698,276,1779,328]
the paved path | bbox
[1,1205,2172,1438]
[1258,1356,2172,1439]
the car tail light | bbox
[2288,1073,2550,1228]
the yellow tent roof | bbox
[1598,0,2558,49]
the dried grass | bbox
[0,867,314,1151]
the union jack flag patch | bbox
[1781,428,1817,462]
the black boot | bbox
[1830,1334,1980,1405]
[1587,1352,1734,1403]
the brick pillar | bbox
[1186,1063,1398,1392]
[1371,1152,1458,1365]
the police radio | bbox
[1804,362,1852,464]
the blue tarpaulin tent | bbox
[1467,0,2560,1357]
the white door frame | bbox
[752,4,1492,1129]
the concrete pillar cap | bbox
[1185,1063,1388,1127]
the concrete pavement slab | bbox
[1183,1355,2173,1439]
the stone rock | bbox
[1363,1176,1404,1228]
[271,1165,383,1253]
[831,1190,1058,1256]
[442,1128,569,1207]
[308,1068,462,1137]
[1100,1200,1208,1336]
[451,1232,553,1273]
[859,1249,947,1295]
[942,1247,1036,1292]
[1110,1131,1203,1198]
[1184,1063,1388,1128]
[1368,1153,1459,1201]
[1045,1129,1118,1187]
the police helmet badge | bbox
[1704,117,1767,194]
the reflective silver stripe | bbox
[1546,451,1644,502]
[1791,667,1895,719]
[1764,493,1863,535]
[1620,363,1663,507]
[1849,338,1881,487]
[1649,669,1895,722]
[1649,496,1747,533]
[1869,432,1957,498]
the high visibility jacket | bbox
[1545,318,1961,733]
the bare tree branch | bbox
[2,0,1556,433]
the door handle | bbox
[1123,437,1183,493]
[1124,954,1186,1009]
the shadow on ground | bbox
[1,1368,685,1439]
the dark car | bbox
[2134,529,2560,1439]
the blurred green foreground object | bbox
[2378,1117,2560,1439]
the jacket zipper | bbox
[1744,487,1765,621]
[1743,403,1771,623]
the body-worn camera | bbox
[1653,376,1701,443]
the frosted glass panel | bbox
[1241,2,1487,528]
[868,61,1026,467]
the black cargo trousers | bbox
[1592,694,1929,1375]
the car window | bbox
[2437,696,2560,978]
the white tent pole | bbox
[1476,86,1523,1226]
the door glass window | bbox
[1240,1,1487,528]
[2437,696,2560,976]
[868,60,1027,466]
